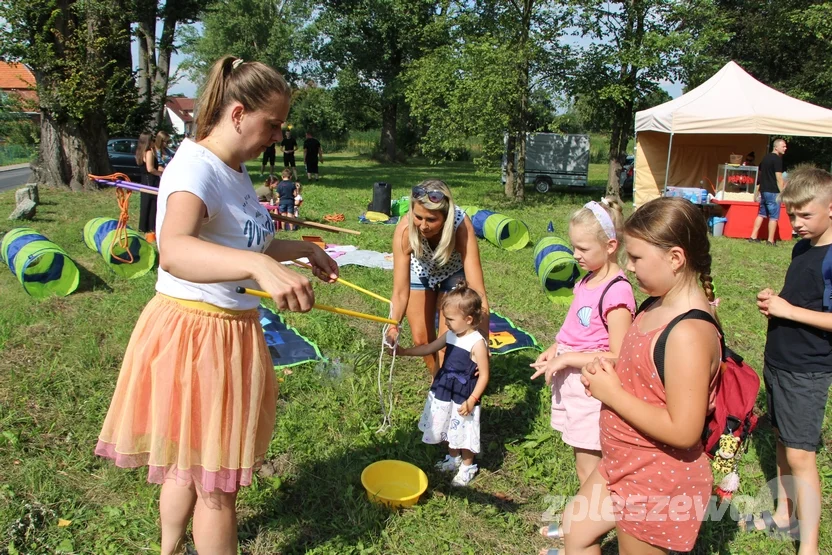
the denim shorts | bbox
[758,192,781,219]
[410,268,466,292]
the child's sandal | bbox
[538,524,562,539]
[739,511,799,539]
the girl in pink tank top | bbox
[555,198,723,555]
[531,197,635,549]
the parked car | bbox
[619,154,635,195]
[107,138,141,182]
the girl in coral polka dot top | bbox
[560,197,722,555]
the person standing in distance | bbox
[281,129,298,180]
[749,139,787,246]
[303,130,323,181]
[260,141,276,177]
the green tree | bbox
[406,38,519,166]
[681,0,831,101]
[135,0,208,130]
[405,0,570,200]
[289,85,349,141]
[179,0,312,84]
[0,0,139,190]
[0,93,39,146]
[330,67,381,132]
[561,86,671,135]
[568,0,720,196]
[682,0,832,166]
[310,0,442,162]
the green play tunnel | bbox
[534,236,581,305]
[83,218,156,279]
[462,207,530,250]
[1,228,80,298]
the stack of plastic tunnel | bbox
[533,236,582,304]
[83,218,156,279]
[462,207,530,251]
[1,228,80,298]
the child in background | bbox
[396,282,489,487]
[136,131,164,243]
[530,197,635,544]
[155,131,173,168]
[563,197,723,555]
[294,182,303,219]
[751,167,832,552]
[275,168,298,230]
[255,175,279,203]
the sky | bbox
[165,58,684,100]
[167,51,196,97]
[660,81,684,98]
[130,22,199,97]
[146,23,685,100]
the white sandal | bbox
[539,523,562,539]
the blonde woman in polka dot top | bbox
[558,198,722,555]
[387,180,489,377]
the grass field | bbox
[0,153,830,554]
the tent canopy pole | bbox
[663,133,674,194]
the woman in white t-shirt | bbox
[95,56,338,555]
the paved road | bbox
[0,167,33,192]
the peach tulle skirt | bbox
[95,294,276,493]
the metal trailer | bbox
[502,133,590,193]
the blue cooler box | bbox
[665,187,709,205]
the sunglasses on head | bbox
[412,186,446,203]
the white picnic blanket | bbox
[288,245,394,270]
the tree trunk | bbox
[381,99,397,162]
[505,133,517,197]
[607,74,637,197]
[152,11,177,129]
[606,154,622,198]
[515,57,529,202]
[136,9,156,106]
[137,30,151,102]
[515,131,526,202]
[607,116,623,197]
[606,1,643,199]
[33,112,111,191]
[505,0,532,201]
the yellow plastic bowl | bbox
[361,460,428,508]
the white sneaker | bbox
[451,463,478,486]
[435,455,462,473]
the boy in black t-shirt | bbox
[751,167,832,550]
[303,131,323,181]
[281,130,298,180]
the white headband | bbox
[584,201,616,240]
[232,58,244,70]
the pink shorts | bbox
[550,347,602,451]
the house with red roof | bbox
[0,62,39,121]
[165,96,195,137]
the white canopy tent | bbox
[633,61,832,206]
